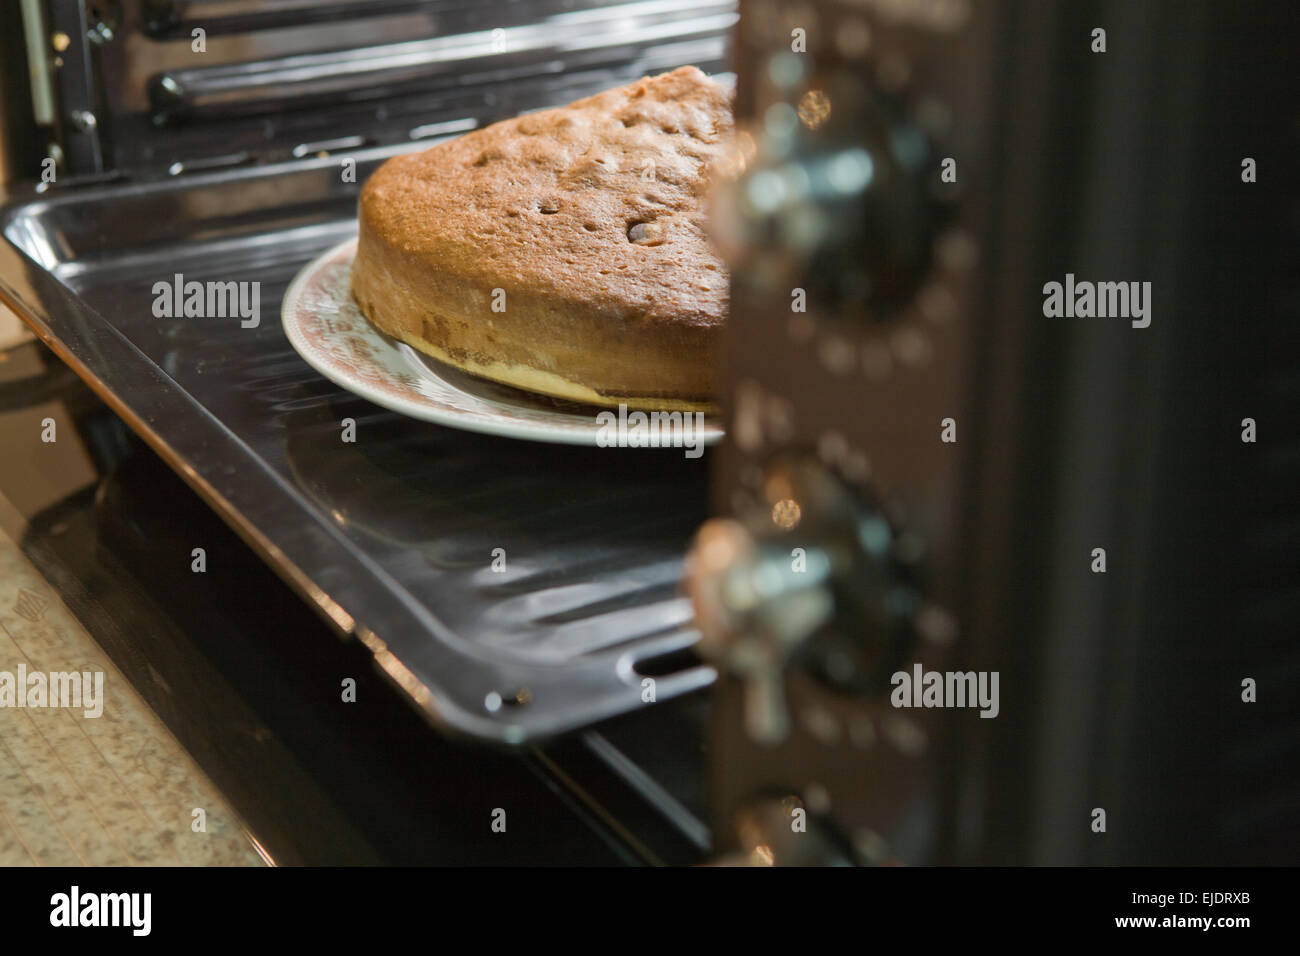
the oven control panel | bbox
[692,0,996,865]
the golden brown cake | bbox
[351,66,731,411]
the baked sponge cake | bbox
[351,66,731,412]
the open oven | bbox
[0,0,1295,868]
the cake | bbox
[351,66,731,411]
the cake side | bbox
[351,225,720,409]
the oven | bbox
[0,0,1295,868]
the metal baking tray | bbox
[0,67,724,744]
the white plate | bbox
[281,238,724,447]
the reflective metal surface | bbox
[0,340,710,863]
[44,0,735,178]
[0,124,720,742]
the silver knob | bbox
[686,456,923,743]
[685,518,834,744]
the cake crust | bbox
[351,66,731,411]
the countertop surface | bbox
[0,518,264,866]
